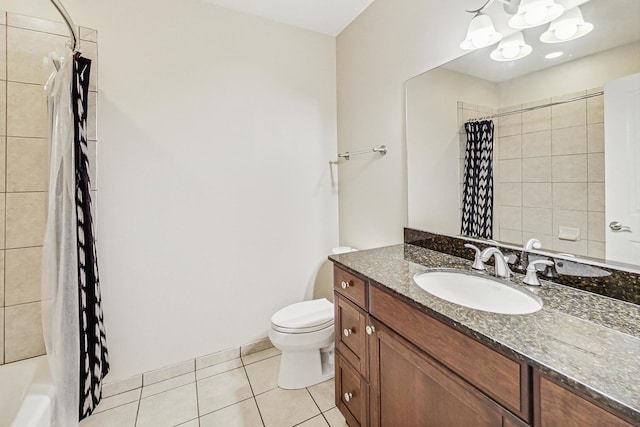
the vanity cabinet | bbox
[333,265,529,427]
[534,372,634,426]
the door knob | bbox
[344,392,353,402]
[366,325,375,335]
[609,221,632,232]
[343,328,353,337]
[341,281,350,289]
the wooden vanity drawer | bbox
[334,266,367,308]
[335,292,368,377]
[336,353,368,427]
[369,284,530,422]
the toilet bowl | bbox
[269,298,335,389]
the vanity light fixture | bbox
[508,0,564,29]
[490,31,532,61]
[540,7,594,43]
[460,11,503,50]
[545,51,564,59]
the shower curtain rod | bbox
[467,91,604,122]
[49,0,79,52]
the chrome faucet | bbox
[521,238,542,270]
[464,243,487,271]
[523,260,554,286]
[481,247,511,280]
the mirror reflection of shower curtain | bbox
[42,51,109,426]
[461,120,494,239]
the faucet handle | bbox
[524,238,542,250]
[464,244,486,271]
[523,260,554,286]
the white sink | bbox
[413,270,542,315]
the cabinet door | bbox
[535,372,633,427]
[335,353,369,427]
[369,319,516,427]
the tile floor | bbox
[81,348,347,427]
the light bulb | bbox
[524,4,547,25]
[554,23,578,40]
[501,44,520,59]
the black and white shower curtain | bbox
[43,51,109,426]
[460,120,494,239]
[73,56,110,421]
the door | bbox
[605,72,640,264]
[369,319,515,427]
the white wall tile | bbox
[522,106,551,134]
[551,126,586,156]
[587,123,604,153]
[7,13,68,35]
[7,82,47,138]
[551,99,586,129]
[552,183,587,211]
[0,82,6,136]
[80,27,98,42]
[588,153,605,182]
[0,308,4,364]
[588,211,606,242]
[552,155,588,183]
[522,208,552,234]
[522,157,551,182]
[497,182,521,207]
[588,241,606,259]
[588,183,605,212]
[522,183,552,208]
[7,138,49,192]
[499,229,522,245]
[5,302,45,362]
[499,134,521,160]
[522,131,551,158]
[5,192,47,248]
[102,375,142,398]
[587,94,604,124]
[5,247,42,305]
[0,138,5,192]
[500,206,522,230]
[7,27,67,84]
[552,238,588,257]
[0,25,6,81]
[498,159,521,183]
[498,113,521,137]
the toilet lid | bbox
[271,298,334,334]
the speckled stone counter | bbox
[329,244,640,423]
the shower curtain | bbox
[460,119,494,239]
[42,50,109,426]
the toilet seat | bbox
[271,298,334,334]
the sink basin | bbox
[413,270,542,315]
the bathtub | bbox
[0,356,53,427]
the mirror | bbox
[406,0,640,266]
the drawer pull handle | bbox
[341,281,351,289]
[366,325,375,335]
[344,392,353,402]
[343,328,353,337]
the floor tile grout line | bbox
[197,395,256,420]
[194,365,202,423]
[241,363,267,427]
[133,393,142,427]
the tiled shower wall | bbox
[0,12,98,365]
[458,89,605,259]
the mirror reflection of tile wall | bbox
[458,90,605,258]
[0,11,98,365]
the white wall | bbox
[0,0,338,380]
[406,68,498,235]
[336,0,470,249]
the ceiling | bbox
[444,0,640,82]
[201,0,375,36]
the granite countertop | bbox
[329,244,640,423]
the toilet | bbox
[269,246,357,389]
[269,298,335,389]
